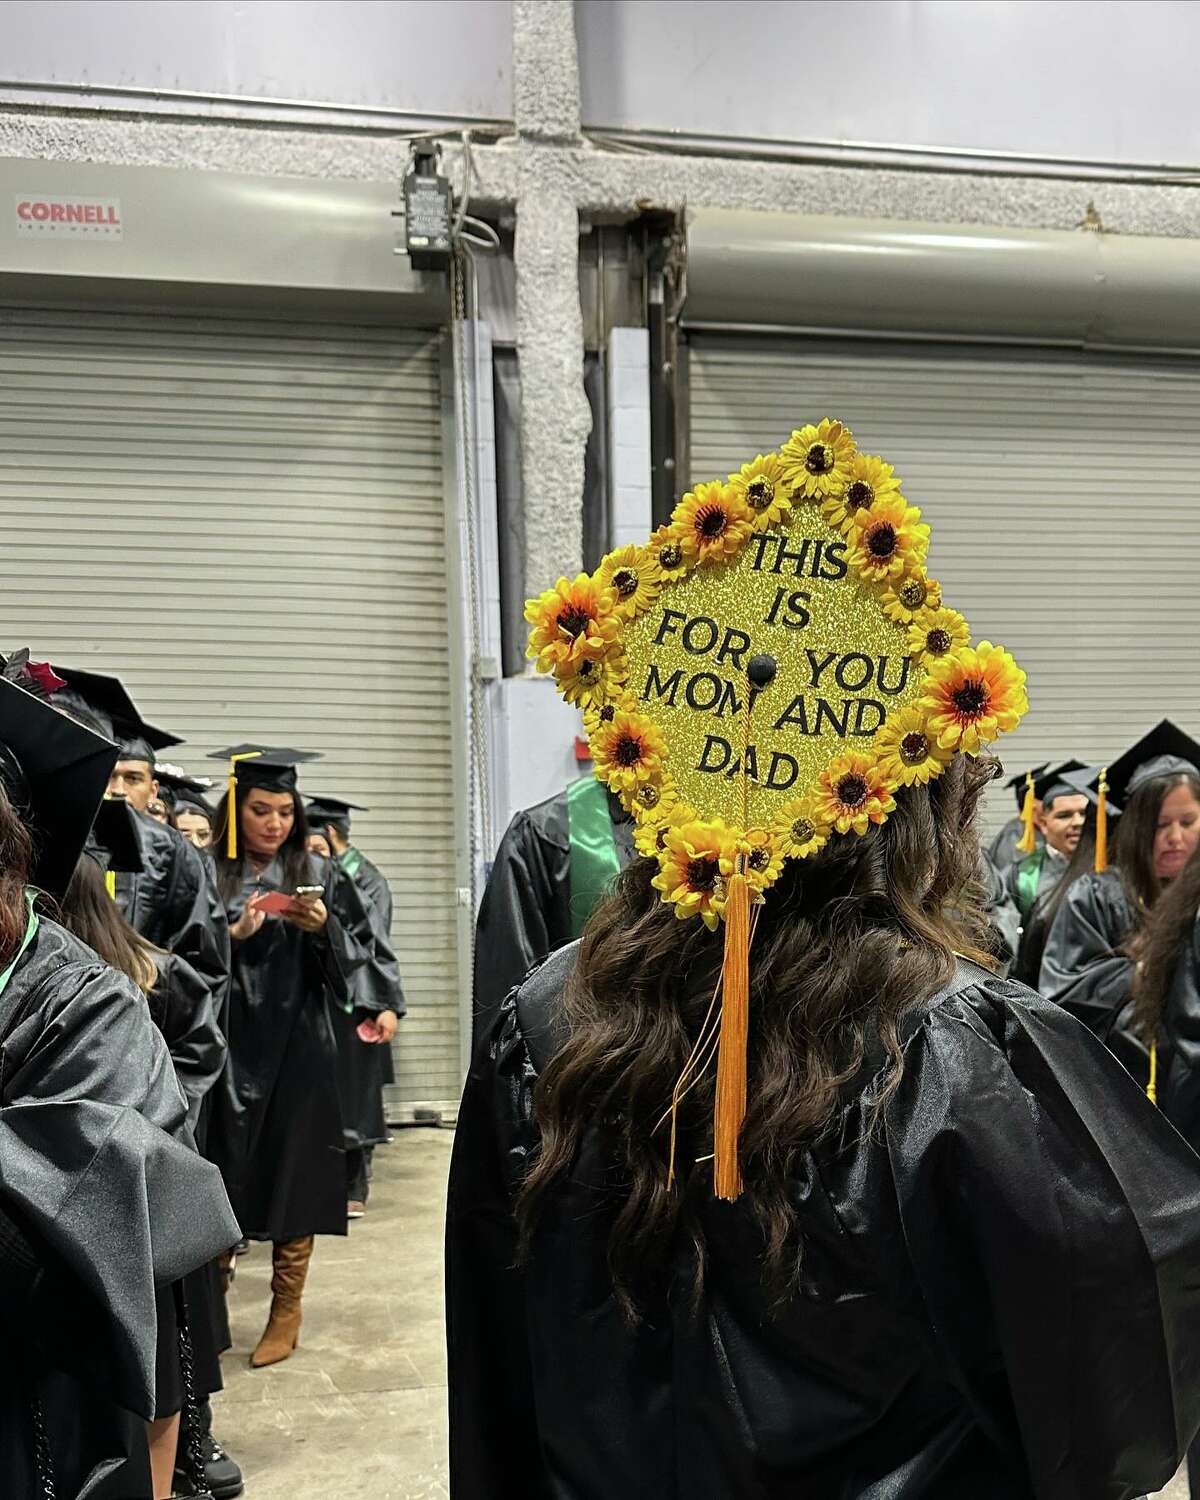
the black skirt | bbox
[153,1263,226,1419]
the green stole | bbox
[339,847,364,880]
[1016,848,1046,919]
[566,777,621,939]
[0,890,38,1001]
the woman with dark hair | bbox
[448,424,1200,1500]
[60,853,228,1498]
[0,654,238,1498]
[204,746,379,1368]
[1039,721,1200,1077]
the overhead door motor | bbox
[402,141,453,270]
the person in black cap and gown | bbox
[0,651,238,1499]
[206,746,380,1367]
[472,776,635,1046]
[987,763,1045,870]
[53,667,230,1026]
[1040,720,1200,1082]
[306,795,404,1218]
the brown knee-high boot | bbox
[250,1236,314,1368]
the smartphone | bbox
[294,885,323,898]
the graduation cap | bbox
[1061,764,1123,815]
[0,656,120,898]
[52,666,182,766]
[1032,760,1088,810]
[1070,721,1200,874]
[305,795,368,831]
[155,761,214,811]
[1006,764,1047,813]
[1008,763,1049,856]
[528,416,1029,1200]
[208,745,323,858]
[88,796,145,876]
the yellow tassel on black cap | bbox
[226,751,263,860]
[1015,770,1038,855]
[1095,767,1109,874]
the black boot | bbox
[174,1397,244,1499]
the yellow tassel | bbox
[1148,1040,1158,1105]
[104,869,116,900]
[713,869,750,1201]
[1094,767,1109,874]
[1015,771,1038,855]
[226,751,264,861]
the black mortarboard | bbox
[52,666,182,766]
[155,762,215,811]
[1032,760,1088,810]
[209,745,322,857]
[88,797,145,875]
[1005,764,1047,813]
[0,663,119,898]
[305,796,368,829]
[1059,765,1121,815]
[1100,720,1200,812]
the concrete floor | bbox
[214,1128,454,1499]
[210,1124,1189,1500]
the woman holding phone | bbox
[205,746,378,1368]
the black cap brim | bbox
[1104,720,1200,810]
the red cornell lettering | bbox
[66,205,82,223]
[49,203,64,222]
[31,202,49,221]
[84,205,97,223]
[105,205,118,225]
[16,202,30,220]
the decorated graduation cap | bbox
[305,795,367,825]
[52,665,182,766]
[0,650,121,898]
[526,417,1029,1199]
[208,745,323,858]
[155,761,215,813]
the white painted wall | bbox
[576,0,1200,167]
[0,0,512,120]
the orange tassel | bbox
[1095,767,1109,873]
[1015,771,1038,854]
[713,869,750,1201]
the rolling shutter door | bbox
[0,304,464,1112]
[687,336,1200,832]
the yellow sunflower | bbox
[672,481,754,567]
[558,649,627,711]
[623,774,682,819]
[525,573,621,676]
[821,453,902,533]
[645,524,691,582]
[743,828,786,894]
[772,795,832,860]
[633,797,694,860]
[650,816,741,930]
[846,495,931,583]
[727,452,792,530]
[812,753,898,836]
[873,705,954,787]
[906,605,971,666]
[779,418,857,503]
[596,544,663,619]
[920,642,1029,756]
[591,708,668,796]
[880,571,942,626]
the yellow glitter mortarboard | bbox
[525,419,1030,1199]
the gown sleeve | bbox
[151,951,228,1133]
[329,860,403,1018]
[472,811,561,1048]
[887,978,1200,1500]
[445,995,553,1500]
[0,948,241,1420]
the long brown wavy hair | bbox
[1113,770,1200,922]
[1131,836,1200,1042]
[516,753,999,1312]
[0,784,34,969]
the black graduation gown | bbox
[208,855,369,1242]
[1007,849,1069,987]
[987,815,1039,871]
[0,918,239,1498]
[447,943,1200,1500]
[148,950,229,1407]
[1151,917,1200,1153]
[1038,869,1148,1081]
[333,850,405,1149]
[115,808,231,1026]
[472,789,635,1045]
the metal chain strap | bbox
[31,1393,56,1500]
[176,1293,215,1499]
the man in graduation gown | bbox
[987,764,1045,870]
[472,775,634,1047]
[1007,762,1087,925]
[54,668,231,1026]
[306,796,405,1216]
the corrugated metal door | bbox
[687,336,1200,830]
[0,304,463,1112]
